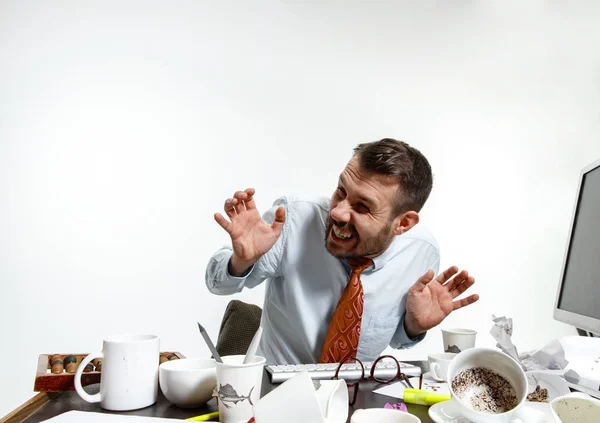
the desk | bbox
[2,362,434,423]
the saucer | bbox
[428,399,554,423]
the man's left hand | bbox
[404,266,479,338]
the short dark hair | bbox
[353,138,433,214]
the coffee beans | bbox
[452,367,518,414]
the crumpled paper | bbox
[490,315,521,365]
[490,315,572,401]
[491,315,600,398]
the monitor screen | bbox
[554,159,600,334]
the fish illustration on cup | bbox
[214,383,255,409]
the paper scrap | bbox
[384,402,408,412]
[373,373,450,399]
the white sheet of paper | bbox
[42,411,182,422]
[372,373,450,399]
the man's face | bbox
[325,157,403,259]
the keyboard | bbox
[266,360,421,383]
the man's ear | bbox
[393,211,419,236]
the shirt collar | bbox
[370,236,400,270]
[339,236,400,273]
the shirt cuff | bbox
[390,315,427,349]
[226,258,255,279]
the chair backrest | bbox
[216,300,262,357]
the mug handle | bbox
[429,363,445,382]
[74,352,103,403]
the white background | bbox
[1,1,599,416]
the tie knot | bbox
[347,257,374,274]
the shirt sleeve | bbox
[205,197,290,295]
[389,240,441,349]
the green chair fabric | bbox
[216,300,262,357]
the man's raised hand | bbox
[214,188,286,275]
[403,266,479,338]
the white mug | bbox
[428,352,456,382]
[442,328,476,353]
[74,334,160,411]
[447,347,528,423]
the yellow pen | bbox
[403,388,451,406]
[185,411,219,421]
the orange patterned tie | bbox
[320,257,374,364]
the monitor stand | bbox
[576,328,599,337]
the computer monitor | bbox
[553,158,600,335]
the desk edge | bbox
[0,392,60,423]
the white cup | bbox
[442,328,476,353]
[74,334,160,411]
[550,392,600,422]
[351,408,421,422]
[428,352,456,382]
[215,355,266,423]
[447,347,528,423]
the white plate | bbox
[428,399,554,423]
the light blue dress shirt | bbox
[206,196,440,365]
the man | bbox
[206,138,478,365]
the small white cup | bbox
[428,352,456,382]
[159,358,216,407]
[351,408,421,422]
[550,392,600,422]
[447,347,528,423]
[74,334,160,411]
[442,328,476,353]
[215,355,265,423]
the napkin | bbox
[252,372,348,423]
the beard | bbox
[324,216,396,258]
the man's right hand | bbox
[214,188,286,276]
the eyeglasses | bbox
[331,355,414,406]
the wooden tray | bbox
[34,352,185,392]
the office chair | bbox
[215,300,262,356]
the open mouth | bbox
[330,225,354,242]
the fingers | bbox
[233,191,246,214]
[244,188,257,209]
[411,269,435,292]
[449,275,475,299]
[223,188,256,217]
[271,206,286,231]
[214,213,233,233]
[443,269,469,291]
[435,266,459,285]
[224,198,237,219]
[452,294,479,311]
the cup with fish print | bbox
[215,355,266,423]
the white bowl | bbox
[159,358,217,408]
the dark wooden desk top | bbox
[3,362,434,423]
